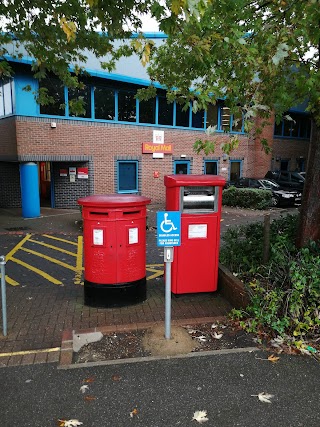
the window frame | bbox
[117,160,139,194]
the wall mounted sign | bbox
[142,142,173,154]
[153,130,164,144]
[59,169,68,177]
[77,167,89,179]
[69,167,76,175]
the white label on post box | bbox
[93,229,104,245]
[129,227,138,244]
[188,224,207,239]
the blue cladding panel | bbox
[14,73,38,116]
[20,163,40,218]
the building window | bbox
[39,78,65,116]
[158,96,173,126]
[204,160,218,175]
[117,161,138,193]
[0,79,13,116]
[206,104,218,128]
[94,86,115,120]
[175,102,190,127]
[118,90,136,122]
[174,160,190,174]
[231,110,243,132]
[192,109,205,129]
[274,113,311,139]
[68,85,91,118]
[139,98,156,124]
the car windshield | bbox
[259,179,280,189]
[291,172,305,181]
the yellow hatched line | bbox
[5,233,33,261]
[0,347,60,358]
[0,274,19,286]
[42,234,78,246]
[74,235,84,285]
[28,238,77,257]
[146,264,163,267]
[146,266,164,281]
[20,247,78,272]
[10,256,62,285]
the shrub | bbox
[222,215,320,346]
[222,186,272,210]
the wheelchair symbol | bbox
[160,213,178,233]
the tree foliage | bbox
[0,0,319,245]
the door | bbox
[39,161,52,207]
[229,160,242,182]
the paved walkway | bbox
[0,204,298,367]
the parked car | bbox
[230,177,300,207]
[299,172,306,178]
[264,171,305,191]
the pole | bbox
[0,255,7,337]
[165,260,172,339]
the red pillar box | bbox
[78,194,151,307]
[164,175,226,294]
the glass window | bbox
[175,102,190,127]
[231,110,243,132]
[94,86,115,120]
[299,117,311,138]
[118,90,136,122]
[192,110,205,128]
[230,161,242,182]
[0,83,4,116]
[158,96,173,125]
[220,106,231,131]
[274,113,311,139]
[174,160,190,174]
[68,85,91,118]
[139,98,156,124]
[206,104,218,127]
[205,161,218,175]
[39,78,65,116]
[118,161,138,193]
[274,121,283,136]
[3,80,13,115]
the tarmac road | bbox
[0,350,319,427]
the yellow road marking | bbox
[5,234,33,261]
[146,264,164,281]
[146,264,163,267]
[74,235,83,285]
[20,247,81,272]
[10,256,63,285]
[0,347,60,358]
[28,238,77,257]
[42,234,78,246]
[0,274,19,286]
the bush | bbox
[222,186,272,210]
[221,215,320,347]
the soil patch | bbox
[73,321,255,364]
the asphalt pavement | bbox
[1,351,319,427]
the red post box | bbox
[78,194,151,307]
[164,175,225,294]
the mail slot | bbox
[165,175,226,294]
[78,194,151,307]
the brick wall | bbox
[53,161,92,209]
[0,162,21,208]
[272,138,310,171]
[2,116,308,206]
[0,117,18,159]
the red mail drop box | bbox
[165,175,225,294]
[78,194,151,307]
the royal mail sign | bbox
[142,142,173,154]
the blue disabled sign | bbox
[157,211,181,247]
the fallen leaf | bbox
[240,374,244,377]
[211,324,218,329]
[130,408,139,418]
[268,354,280,363]
[111,374,122,382]
[59,420,83,427]
[213,332,223,340]
[84,395,96,402]
[83,377,95,383]
[197,335,207,342]
[80,385,89,393]
[192,410,209,423]
[251,392,274,403]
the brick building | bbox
[0,34,310,210]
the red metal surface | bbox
[78,195,150,285]
[164,174,225,294]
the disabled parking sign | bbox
[157,211,181,247]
